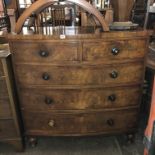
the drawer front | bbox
[0,79,8,97]
[104,62,144,85]
[20,86,141,110]
[83,39,146,61]
[15,62,144,86]
[0,61,4,77]
[0,97,12,118]
[0,120,17,139]
[12,42,80,63]
[23,109,138,135]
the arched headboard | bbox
[15,0,109,33]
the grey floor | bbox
[0,113,146,155]
[0,130,144,155]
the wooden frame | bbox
[14,0,109,33]
[0,51,23,151]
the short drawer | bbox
[0,120,17,139]
[0,79,8,97]
[15,61,144,86]
[12,41,80,63]
[0,97,12,118]
[23,108,138,136]
[0,61,4,77]
[20,86,141,110]
[104,62,144,85]
[83,39,146,62]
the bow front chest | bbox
[8,31,149,141]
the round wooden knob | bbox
[111,48,120,55]
[39,50,49,57]
[107,119,114,127]
[42,73,50,80]
[108,94,116,102]
[45,97,54,105]
[110,71,118,79]
[48,120,55,127]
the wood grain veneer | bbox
[14,61,143,86]
[7,0,150,143]
[19,86,141,111]
[9,32,148,138]
[22,108,138,136]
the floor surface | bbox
[0,132,144,155]
[0,113,147,155]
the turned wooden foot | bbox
[28,137,37,147]
[126,133,135,144]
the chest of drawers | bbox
[8,31,149,144]
[0,44,23,151]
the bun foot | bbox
[126,133,135,144]
[28,137,37,148]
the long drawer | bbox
[0,97,12,118]
[12,41,80,63]
[15,62,144,86]
[20,86,141,110]
[23,108,138,136]
[0,119,17,139]
[83,39,146,62]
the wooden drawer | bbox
[0,61,4,77]
[0,97,12,118]
[23,109,138,136]
[0,120,17,139]
[0,79,8,97]
[12,41,80,63]
[15,62,144,86]
[20,86,141,110]
[104,62,144,85]
[83,39,146,62]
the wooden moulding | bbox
[14,0,109,34]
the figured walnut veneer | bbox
[9,30,149,137]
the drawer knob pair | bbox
[45,97,54,105]
[39,50,49,57]
[111,48,120,55]
[108,94,116,102]
[42,73,50,80]
[48,120,55,127]
[107,119,114,127]
[110,71,118,79]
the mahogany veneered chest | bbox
[8,0,149,145]
[9,31,149,136]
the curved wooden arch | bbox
[15,0,109,33]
